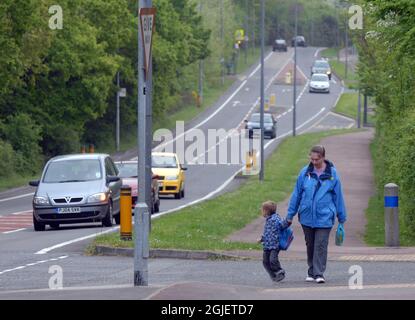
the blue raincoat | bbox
[287,161,347,228]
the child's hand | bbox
[257,237,263,244]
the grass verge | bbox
[0,174,38,192]
[364,137,415,246]
[91,129,358,252]
[334,92,376,125]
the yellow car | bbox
[152,152,187,199]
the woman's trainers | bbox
[315,277,326,284]
[305,276,315,282]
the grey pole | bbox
[357,90,361,129]
[259,0,265,182]
[135,0,153,287]
[199,1,204,106]
[252,1,256,56]
[345,15,348,80]
[146,1,153,216]
[220,0,225,85]
[116,72,120,152]
[363,94,368,126]
[384,183,400,247]
[293,3,298,137]
[244,0,248,64]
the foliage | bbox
[355,0,415,234]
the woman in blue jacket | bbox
[287,145,347,284]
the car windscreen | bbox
[116,163,137,178]
[311,75,329,82]
[43,159,102,183]
[250,114,273,123]
[152,155,178,168]
[314,61,329,68]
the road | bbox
[1,256,414,299]
[0,47,356,293]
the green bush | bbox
[0,139,16,178]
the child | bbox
[258,201,291,282]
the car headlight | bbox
[34,197,50,206]
[87,193,108,204]
[166,175,178,181]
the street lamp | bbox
[259,0,265,181]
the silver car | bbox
[29,154,121,231]
[309,73,330,94]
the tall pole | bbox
[135,0,153,287]
[293,3,298,137]
[363,94,368,126]
[345,14,349,79]
[244,0,248,64]
[199,1,204,106]
[116,72,120,152]
[357,90,362,129]
[220,0,225,85]
[252,1,256,56]
[259,0,265,182]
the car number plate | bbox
[57,207,81,214]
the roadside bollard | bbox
[385,183,399,247]
[120,186,132,241]
[89,144,95,154]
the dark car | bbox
[311,59,332,80]
[29,154,122,231]
[291,36,306,47]
[115,161,160,214]
[273,39,287,52]
[245,113,277,139]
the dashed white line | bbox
[0,256,68,275]
[0,194,34,203]
[3,228,27,234]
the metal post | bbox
[135,0,153,287]
[116,72,120,152]
[244,0,248,64]
[345,15,348,79]
[199,1,204,106]
[363,94,368,126]
[357,90,361,129]
[293,3,298,137]
[220,0,225,85]
[252,1,256,56]
[384,183,400,247]
[259,0,265,182]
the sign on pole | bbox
[140,8,156,79]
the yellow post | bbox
[265,98,270,112]
[246,151,253,173]
[120,186,132,241]
[270,94,276,107]
[285,72,292,85]
[89,144,95,154]
[252,149,257,170]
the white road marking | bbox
[248,52,273,78]
[3,228,27,234]
[35,229,119,255]
[0,193,34,203]
[0,256,68,275]
[12,211,32,216]
[314,48,325,58]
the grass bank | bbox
[321,48,358,89]
[334,92,376,125]
[91,129,358,252]
[365,138,415,246]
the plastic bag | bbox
[335,223,345,246]
[279,227,294,251]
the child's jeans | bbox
[263,249,284,279]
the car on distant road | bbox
[291,36,306,47]
[115,161,160,214]
[245,113,277,139]
[273,39,288,52]
[29,154,121,231]
[311,59,332,80]
[309,73,330,93]
[152,153,187,199]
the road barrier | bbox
[120,186,133,241]
[385,183,399,247]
